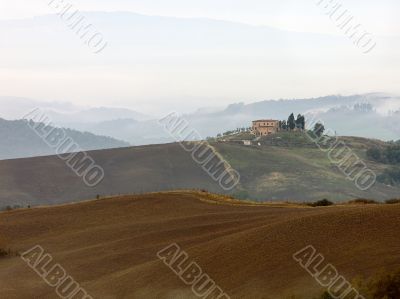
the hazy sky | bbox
[1,0,399,35]
[0,0,399,114]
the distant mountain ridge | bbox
[1,93,399,147]
[45,107,151,124]
[0,118,130,160]
[69,93,400,144]
[179,93,400,141]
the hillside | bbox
[0,143,226,209]
[0,135,399,210]
[0,118,130,160]
[1,191,399,298]
[213,132,397,201]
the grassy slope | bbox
[213,132,399,201]
[0,143,225,208]
[0,134,397,208]
[1,191,399,299]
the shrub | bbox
[368,269,400,299]
[0,238,10,258]
[349,199,379,205]
[319,292,334,299]
[311,269,400,299]
[309,199,334,207]
[0,248,9,257]
[347,268,400,299]
[367,147,383,161]
[377,167,400,186]
[385,199,400,205]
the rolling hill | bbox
[0,143,226,209]
[0,134,399,210]
[1,191,399,298]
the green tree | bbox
[386,146,400,164]
[296,114,305,130]
[366,147,382,161]
[281,120,287,130]
[313,122,325,137]
[288,113,296,131]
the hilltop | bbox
[211,131,396,201]
[1,191,399,298]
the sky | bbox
[0,0,399,114]
[1,0,399,36]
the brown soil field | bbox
[1,191,399,299]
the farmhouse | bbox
[252,119,280,136]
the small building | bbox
[243,140,252,146]
[251,119,280,136]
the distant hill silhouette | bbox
[0,118,130,160]
[55,93,400,145]
[1,94,400,145]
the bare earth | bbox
[1,191,399,299]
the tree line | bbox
[367,142,400,186]
[367,143,400,164]
[278,113,305,131]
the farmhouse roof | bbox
[252,119,279,122]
